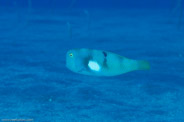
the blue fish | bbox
[66,48,150,76]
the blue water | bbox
[0,0,184,122]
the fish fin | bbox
[137,60,150,70]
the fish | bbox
[66,48,150,76]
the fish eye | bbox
[69,53,73,57]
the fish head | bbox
[66,49,84,73]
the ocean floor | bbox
[0,8,184,121]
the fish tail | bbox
[137,60,150,70]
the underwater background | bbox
[0,0,184,121]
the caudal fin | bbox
[137,60,150,70]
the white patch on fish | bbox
[88,60,101,71]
